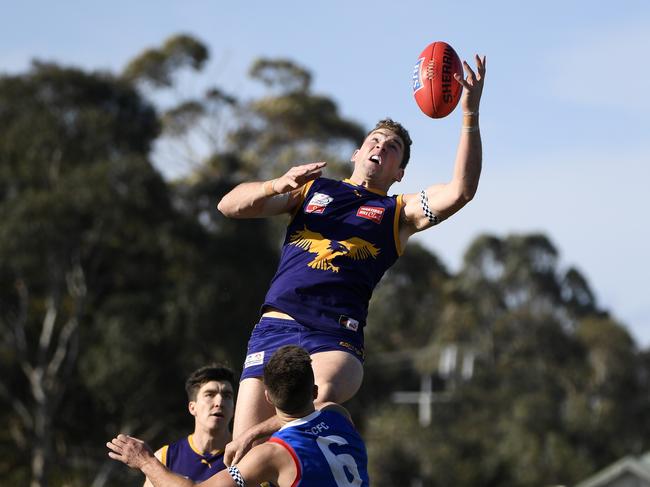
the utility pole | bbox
[392,374,435,426]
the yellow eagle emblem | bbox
[288,226,380,273]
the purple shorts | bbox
[240,317,365,381]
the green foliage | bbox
[0,62,159,196]
[360,233,650,486]
[123,34,209,88]
[249,58,312,94]
[2,34,649,487]
[229,57,365,181]
[366,242,449,352]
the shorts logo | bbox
[412,57,424,93]
[243,351,264,368]
[305,193,333,214]
[339,315,359,331]
[339,341,365,359]
[356,206,385,224]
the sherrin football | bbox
[412,41,463,118]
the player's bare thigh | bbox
[233,351,363,438]
[233,377,276,439]
[310,350,364,406]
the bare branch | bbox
[38,297,57,358]
[12,278,29,358]
[90,460,119,487]
[0,381,33,430]
[46,317,78,383]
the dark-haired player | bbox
[143,365,236,486]
[108,346,369,487]
[218,55,486,458]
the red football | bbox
[412,41,463,118]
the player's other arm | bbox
[217,161,326,218]
[186,443,287,487]
[224,415,283,466]
[108,435,194,487]
[223,443,287,487]
[108,434,264,487]
[402,55,486,236]
[143,447,165,487]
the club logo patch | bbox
[339,316,360,332]
[243,351,264,368]
[356,206,385,223]
[305,192,333,214]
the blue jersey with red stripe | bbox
[160,435,226,482]
[270,409,369,487]
[263,178,404,332]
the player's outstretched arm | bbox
[108,435,194,487]
[143,448,165,487]
[401,55,486,236]
[217,161,327,219]
[223,443,286,487]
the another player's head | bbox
[264,346,316,415]
[367,118,412,169]
[185,364,236,431]
[185,364,236,401]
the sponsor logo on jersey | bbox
[356,205,385,223]
[243,351,264,368]
[305,192,333,214]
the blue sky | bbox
[4,1,650,345]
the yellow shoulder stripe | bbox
[393,194,404,256]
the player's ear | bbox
[350,149,359,162]
[264,390,273,406]
[395,168,404,182]
[188,401,197,416]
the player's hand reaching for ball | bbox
[455,55,486,114]
[271,161,327,194]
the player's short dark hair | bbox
[368,118,412,169]
[263,346,314,414]
[185,364,236,402]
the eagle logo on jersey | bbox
[288,226,380,273]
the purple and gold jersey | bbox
[160,435,226,482]
[263,178,404,332]
[269,409,369,487]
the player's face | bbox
[189,380,235,432]
[352,129,405,185]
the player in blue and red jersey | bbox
[218,55,486,462]
[108,346,369,487]
[143,365,236,486]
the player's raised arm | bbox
[217,161,327,219]
[401,54,486,236]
